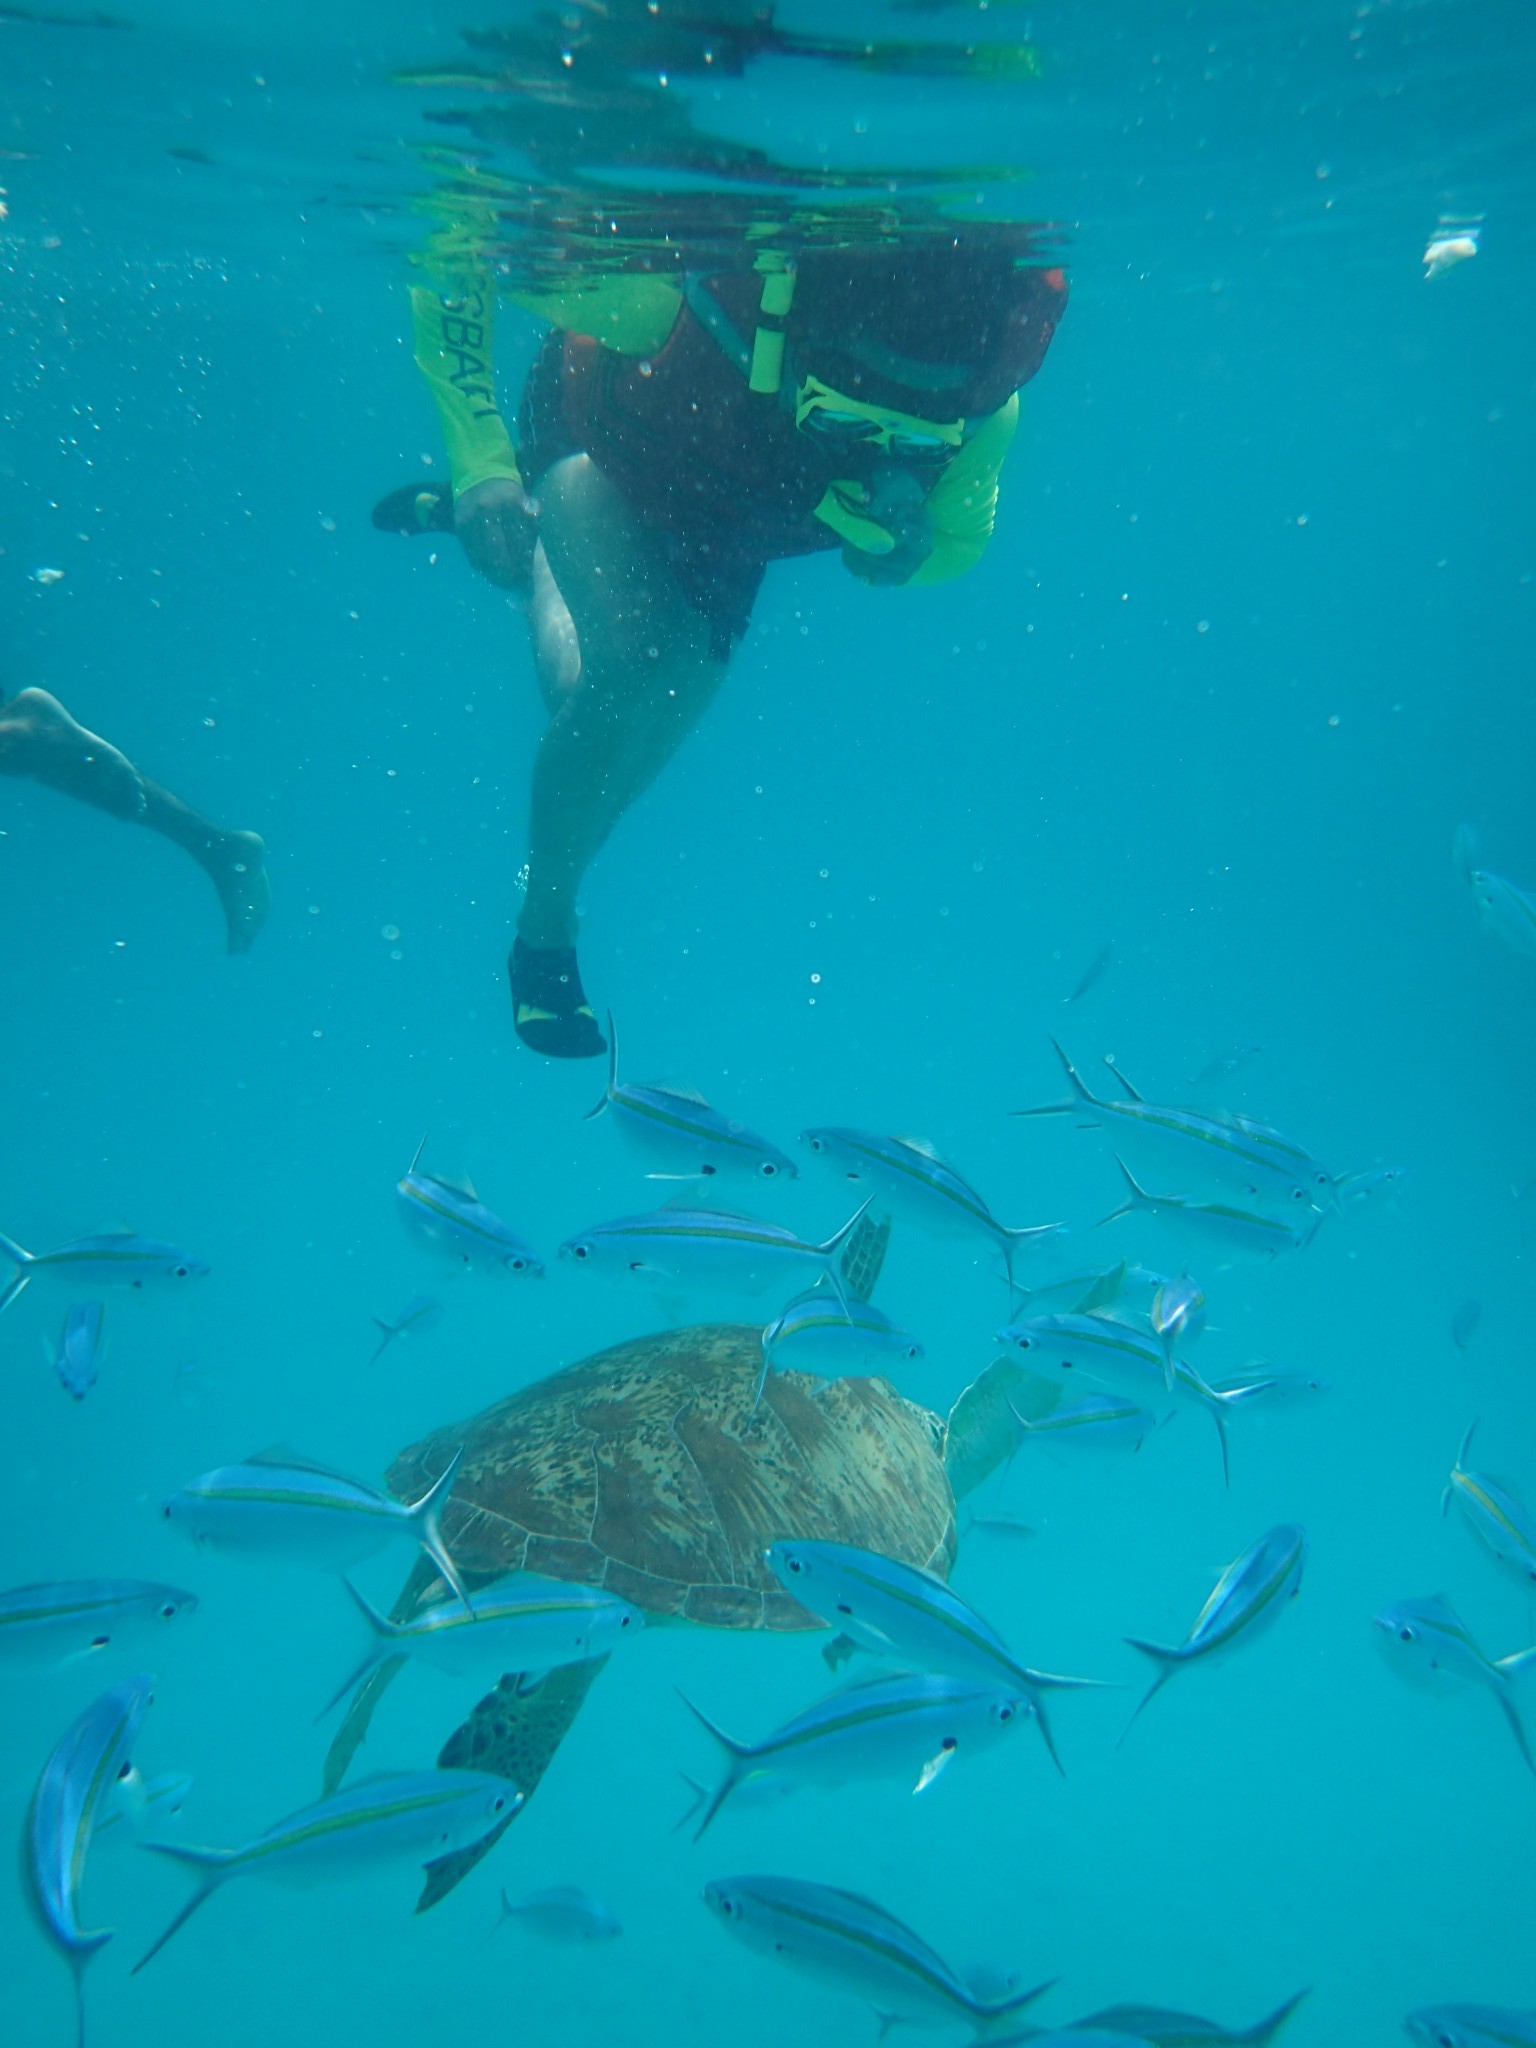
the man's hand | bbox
[455,474,539,592]
[842,467,934,587]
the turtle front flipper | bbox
[839,1211,891,1304]
[943,1354,1061,1502]
[415,1654,609,1911]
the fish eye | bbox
[492,1794,508,1813]
[1012,1335,1033,1352]
[117,1761,133,1780]
[720,1898,737,1918]
[759,1162,777,1178]
[162,1503,173,1518]
[808,1137,825,1153]
[996,1705,1014,1723]
[835,1602,852,1616]
[619,1613,633,1628]
[905,1344,921,1360]
[176,1265,191,1278]
[91,1634,110,1650]
[508,1256,528,1271]
[1399,1626,1414,1643]
[160,1603,178,1619]
[941,1736,957,1751]
[571,1245,590,1260]
[701,1164,718,1176]
[784,1557,802,1576]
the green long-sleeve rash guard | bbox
[409,274,1018,586]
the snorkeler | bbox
[378,237,1065,1057]
[0,684,269,952]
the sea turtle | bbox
[323,1230,1041,1910]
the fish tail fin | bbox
[819,1198,873,1306]
[583,1014,619,1120]
[1182,1363,1234,1486]
[1453,822,1479,885]
[675,1691,747,1839]
[750,1348,772,1417]
[1118,1640,1181,1746]
[406,1135,427,1175]
[1494,1683,1536,1776]
[0,1227,33,1270]
[130,1846,233,1973]
[1242,1987,1311,2043]
[1029,1692,1066,1777]
[368,1318,397,1366]
[1096,1158,1152,1228]
[407,1445,470,1608]
[1455,1419,1478,1470]
[974,1974,1058,2033]
[316,1581,395,1718]
[1049,1037,1099,1105]
[0,1231,33,1316]
[998,1221,1064,1288]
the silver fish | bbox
[396,1141,542,1276]
[1373,1595,1536,1774]
[25,1672,154,2048]
[800,1126,1060,1283]
[586,1015,796,1183]
[702,1874,1050,2034]
[1097,1161,1320,1259]
[1121,1525,1307,1742]
[0,1228,208,1316]
[1406,2006,1536,2048]
[766,1538,1105,1775]
[760,1290,923,1387]
[1442,1423,1536,1587]
[49,1301,107,1401]
[99,1766,194,1842]
[133,1768,521,1969]
[1206,1368,1329,1408]
[1455,824,1536,959]
[323,1573,642,1713]
[369,1293,444,1364]
[1012,1391,1161,1456]
[682,1672,1028,1837]
[1334,1163,1409,1212]
[559,1201,870,1302]
[163,1446,469,1605]
[1014,1043,1335,1216]
[1150,1275,1206,1370]
[1074,1993,1309,2046]
[0,1579,197,1671]
[997,1310,1244,1483]
[497,1884,621,1942]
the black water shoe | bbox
[510,939,607,1059]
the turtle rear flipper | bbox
[416,1655,609,1912]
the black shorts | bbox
[516,334,766,663]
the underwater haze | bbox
[2,3,1534,2047]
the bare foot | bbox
[206,829,270,953]
[0,688,146,819]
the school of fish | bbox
[4,1019,1530,2048]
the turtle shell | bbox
[387,1322,957,1631]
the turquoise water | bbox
[3,2,1533,2044]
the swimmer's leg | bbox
[0,686,269,952]
[510,454,726,1057]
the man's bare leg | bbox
[0,686,269,952]
[507,455,726,1055]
